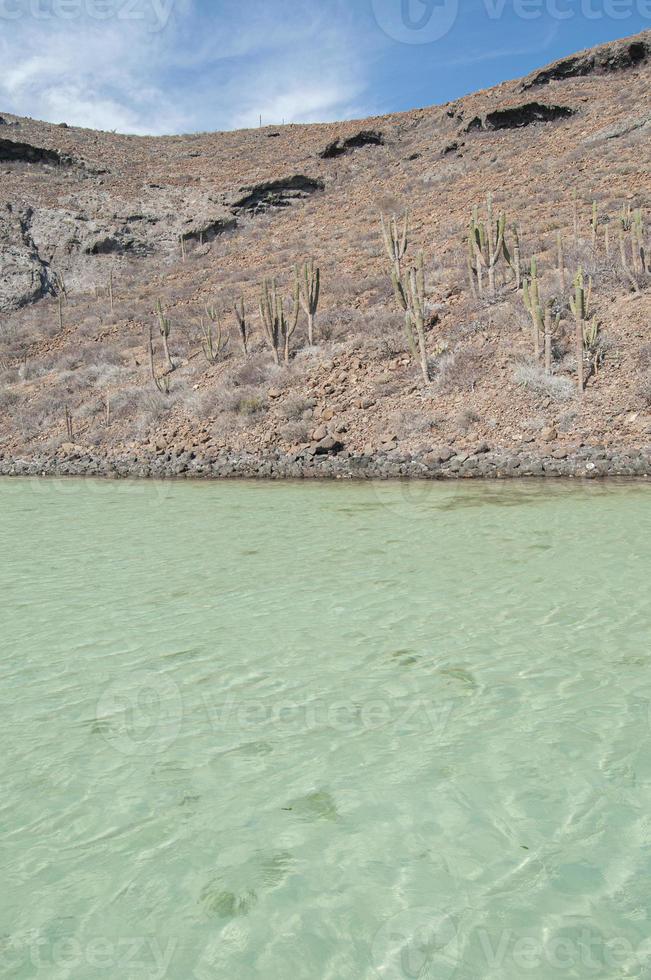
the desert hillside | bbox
[1,31,650,479]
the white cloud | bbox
[0,0,371,134]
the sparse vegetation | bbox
[514,363,575,401]
[296,260,321,346]
[569,268,598,395]
[200,306,228,365]
[467,194,516,298]
[259,278,299,365]
[0,33,649,463]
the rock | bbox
[381,433,398,445]
[474,442,490,455]
[541,426,558,442]
[313,436,344,455]
[321,408,335,421]
[311,425,328,441]
[359,398,376,409]
[0,241,52,311]
[268,387,282,399]
[320,130,384,158]
[435,448,455,463]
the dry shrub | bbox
[454,408,480,431]
[221,386,267,416]
[513,363,575,401]
[279,420,309,444]
[228,354,271,387]
[278,395,311,420]
[638,375,651,407]
[437,349,485,393]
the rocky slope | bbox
[0,31,650,479]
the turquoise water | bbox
[2,477,651,979]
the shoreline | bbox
[2,446,651,481]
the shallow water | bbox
[2,477,651,979]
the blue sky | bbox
[0,0,648,134]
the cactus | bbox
[506,225,522,290]
[620,204,633,232]
[632,209,648,276]
[618,210,648,292]
[108,269,114,313]
[572,192,579,246]
[54,272,67,332]
[233,295,249,355]
[544,302,560,376]
[259,279,281,364]
[259,278,299,364]
[522,258,561,373]
[556,231,566,292]
[569,268,596,395]
[522,258,544,360]
[200,305,228,364]
[590,200,599,253]
[64,405,73,440]
[468,194,509,297]
[391,251,430,384]
[296,259,320,346]
[156,299,174,371]
[283,278,300,364]
[148,324,171,394]
[381,213,408,279]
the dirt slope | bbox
[0,31,650,478]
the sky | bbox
[0,0,648,135]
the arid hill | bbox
[0,31,650,479]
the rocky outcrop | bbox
[0,243,52,310]
[586,113,651,143]
[466,103,574,131]
[0,137,72,167]
[181,215,237,246]
[523,34,649,88]
[0,162,326,309]
[320,130,384,159]
[0,206,54,311]
[228,175,325,215]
